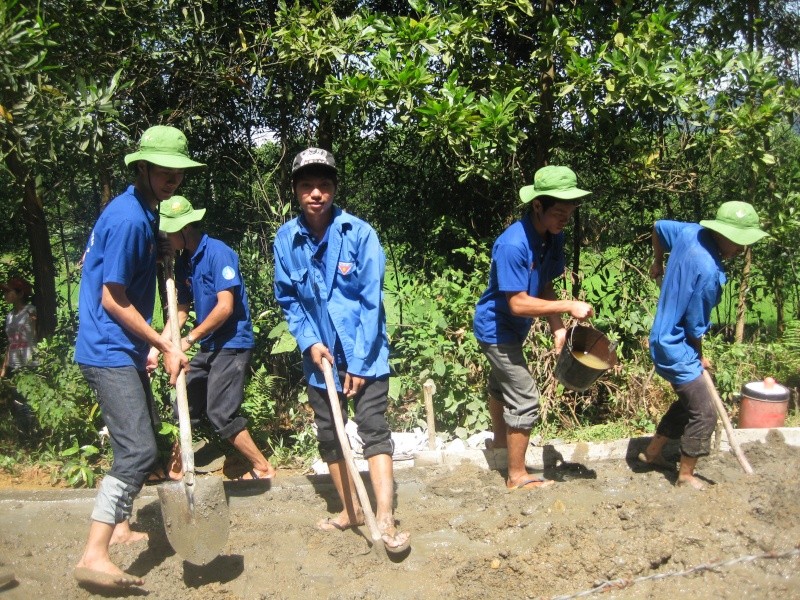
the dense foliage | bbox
[1,0,799,484]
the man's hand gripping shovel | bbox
[157,257,230,565]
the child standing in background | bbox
[1,277,37,432]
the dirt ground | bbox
[0,430,799,600]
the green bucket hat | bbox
[159,196,206,233]
[124,125,206,169]
[519,165,591,204]
[700,201,769,246]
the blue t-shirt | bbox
[75,185,158,369]
[473,215,566,344]
[176,234,254,351]
[649,221,726,385]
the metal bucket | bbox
[738,378,790,428]
[554,325,615,392]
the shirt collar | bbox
[190,233,210,263]
[295,206,342,243]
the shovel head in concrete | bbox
[158,477,229,565]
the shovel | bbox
[702,370,754,475]
[157,257,230,565]
[321,358,399,559]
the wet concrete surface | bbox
[1,430,799,599]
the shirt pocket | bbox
[289,267,317,301]
[335,253,360,298]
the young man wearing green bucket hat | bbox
[639,201,769,490]
[150,195,276,481]
[74,125,204,589]
[473,165,595,490]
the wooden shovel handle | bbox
[321,358,382,545]
[702,370,754,475]
[164,257,195,486]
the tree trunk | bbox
[21,176,57,340]
[571,207,582,299]
[735,246,751,343]
[3,149,57,340]
[535,0,555,170]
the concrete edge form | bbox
[2,428,797,503]
[411,427,800,470]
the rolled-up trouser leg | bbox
[656,374,716,458]
[91,475,139,524]
[308,371,392,462]
[479,342,540,431]
[353,375,392,459]
[80,365,159,522]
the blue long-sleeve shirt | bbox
[273,206,390,390]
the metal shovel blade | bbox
[158,477,229,565]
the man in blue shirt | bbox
[473,166,594,490]
[74,126,202,589]
[151,196,276,481]
[639,201,768,490]
[273,147,409,552]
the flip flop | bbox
[236,469,273,481]
[382,530,411,555]
[73,567,143,590]
[317,517,350,532]
[510,477,555,490]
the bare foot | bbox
[74,559,143,590]
[167,443,183,481]
[317,509,364,532]
[676,475,706,491]
[109,521,149,546]
[637,451,676,470]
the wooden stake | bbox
[423,379,437,450]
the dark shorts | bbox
[656,373,717,458]
[479,342,540,431]
[185,348,251,439]
[307,370,393,463]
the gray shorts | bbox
[479,342,540,430]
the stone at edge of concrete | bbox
[410,427,800,471]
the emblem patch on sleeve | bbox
[337,262,353,275]
[222,266,236,280]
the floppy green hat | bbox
[519,165,591,204]
[159,196,206,233]
[700,201,769,246]
[124,125,206,169]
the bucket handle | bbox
[567,323,618,358]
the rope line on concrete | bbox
[551,545,800,600]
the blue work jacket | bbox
[273,207,390,390]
